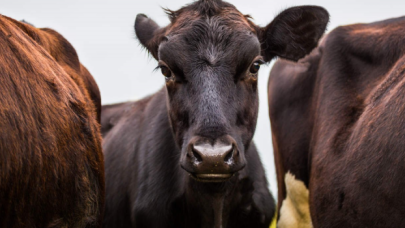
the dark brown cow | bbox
[269,16,405,228]
[102,0,328,227]
[0,15,104,227]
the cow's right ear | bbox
[135,14,165,60]
[260,6,329,62]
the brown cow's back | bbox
[0,15,104,227]
[269,16,405,228]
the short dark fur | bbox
[0,15,104,227]
[269,16,405,227]
[102,0,328,227]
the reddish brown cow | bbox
[269,16,405,227]
[0,15,104,227]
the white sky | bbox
[2,0,404,198]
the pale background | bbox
[2,0,404,198]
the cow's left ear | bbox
[135,14,167,60]
[260,6,329,62]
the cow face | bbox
[135,0,328,182]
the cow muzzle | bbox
[181,136,246,182]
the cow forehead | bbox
[166,2,254,33]
[170,15,254,43]
[159,20,260,70]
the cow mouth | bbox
[189,173,233,182]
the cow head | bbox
[135,0,328,182]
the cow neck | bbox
[185,179,234,228]
[212,194,224,228]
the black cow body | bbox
[102,89,274,228]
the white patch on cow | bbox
[278,172,312,228]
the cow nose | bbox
[191,143,234,165]
[184,138,245,182]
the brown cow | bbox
[269,16,405,227]
[0,15,104,227]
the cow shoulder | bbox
[318,16,405,99]
[310,16,405,157]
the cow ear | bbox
[135,14,165,60]
[260,6,329,62]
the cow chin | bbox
[189,173,235,183]
[181,163,241,183]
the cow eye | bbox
[249,61,262,74]
[160,66,172,78]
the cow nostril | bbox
[224,147,234,163]
[192,147,203,163]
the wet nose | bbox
[184,137,245,182]
[192,143,234,165]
